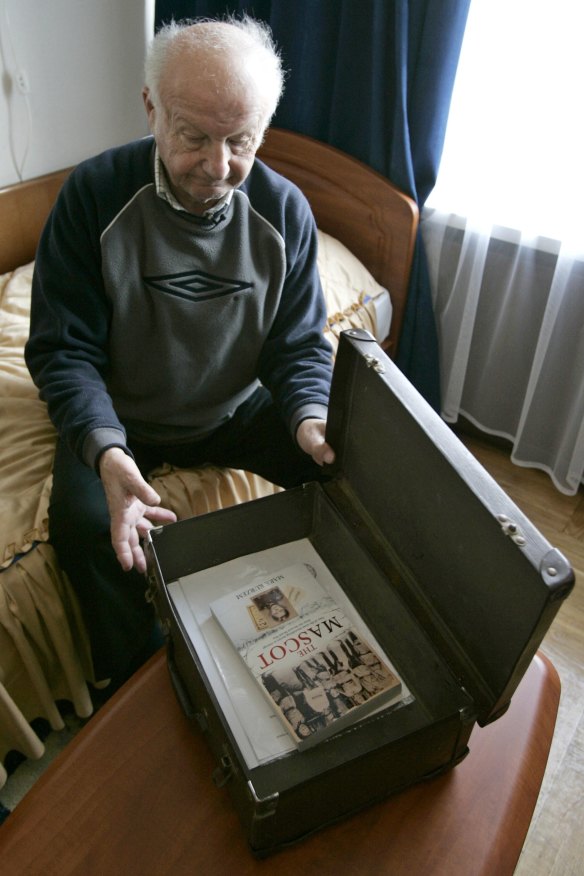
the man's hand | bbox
[296,418,335,467]
[99,448,177,574]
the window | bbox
[427,0,584,247]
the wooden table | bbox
[0,649,560,875]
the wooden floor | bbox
[460,434,584,876]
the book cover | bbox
[210,562,403,750]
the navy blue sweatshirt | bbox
[25,137,333,469]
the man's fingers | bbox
[111,523,138,572]
[100,448,177,573]
[113,504,178,573]
[313,440,335,467]
[131,543,148,575]
[127,478,163,509]
[113,521,149,574]
[143,504,177,525]
[135,507,177,539]
[295,418,336,466]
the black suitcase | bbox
[145,329,573,857]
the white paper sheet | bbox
[168,538,408,769]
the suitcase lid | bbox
[325,330,574,724]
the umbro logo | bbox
[143,270,253,303]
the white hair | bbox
[145,16,285,123]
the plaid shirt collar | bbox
[153,146,233,217]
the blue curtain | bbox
[154,0,470,409]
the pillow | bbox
[317,230,392,348]
[317,229,385,312]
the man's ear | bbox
[142,87,156,131]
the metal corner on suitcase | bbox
[540,548,576,596]
[342,327,376,342]
[246,780,279,817]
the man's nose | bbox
[203,141,230,179]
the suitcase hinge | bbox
[144,575,158,605]
[458,704,476,724]
[212,753,234,788]
[194,707,209,732]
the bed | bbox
[0,127,418,785]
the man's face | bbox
[144,53,268,215]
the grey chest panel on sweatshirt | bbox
[100,187,286,439]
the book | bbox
[209,561,403,750]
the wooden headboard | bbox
[0,128,418,354]
[259,129,418,354]
[0,168,70,276]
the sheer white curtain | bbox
[422,0,584,494]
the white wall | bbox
[0,0,155,187]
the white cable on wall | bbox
[0,0,33,181]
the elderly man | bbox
[25,17,334,691]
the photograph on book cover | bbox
[167,539,412,766]
[247,585,299,630]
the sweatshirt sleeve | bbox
[257,187,333,437]
[24,166,129,469]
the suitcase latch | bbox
[497,514,526,546]
[364,353,386,373]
